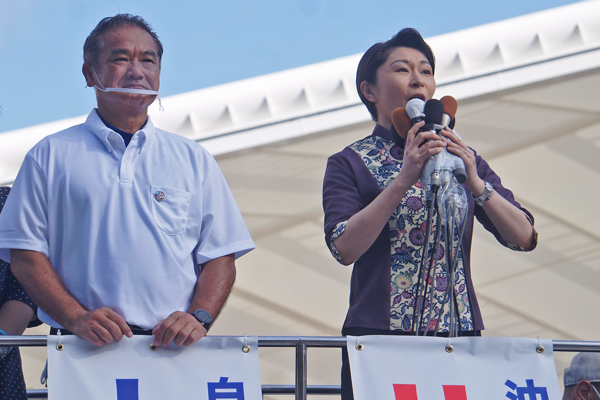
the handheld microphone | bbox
[440,96,457,128]
[392,98,447,138]
[416,98,468,185]
[405,98,425,125]
[392,97,467,184]
[422,99,445,133]
[405,98,445,133]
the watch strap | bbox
[473,181,494,206]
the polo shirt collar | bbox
[85,108,156,152]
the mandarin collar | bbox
[372,124,406,149]
[372,124,393,141]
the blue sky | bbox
[0,0,582,133]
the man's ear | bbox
[360,80,377,104]
[82,63,95,87]
[574,380,593,399]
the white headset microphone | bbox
[91,67,163,110]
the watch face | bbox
[194,309,212,324]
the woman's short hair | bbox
[83,14,163,69]
[356,28,435,123]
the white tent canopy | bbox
[2,0,599,184]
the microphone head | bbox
[391,107,411,139]
[405,98,425,121]
[423,99,444,125]
[440,95,458,120]
[449,118,455,130]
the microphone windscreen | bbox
[391,107,411,139]
[405,98,425,120]
[440,96,458,119]
[423,99,444,125]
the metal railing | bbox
[3,335,600,399]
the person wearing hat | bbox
[563,352,600,399]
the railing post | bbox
[295,339,308,400]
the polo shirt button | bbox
[124,158,128,163]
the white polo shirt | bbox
[0,109,255,329]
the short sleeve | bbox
[322,148,369,258]
[328,221,348,264]
[194,158,255,264]
[0,154,50,263]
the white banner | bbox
[48,335,262,400]
[347,335,562,400]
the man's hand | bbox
[151,254,235,348]
[10,249,133,347]
[67,308,132,347]
[152,311,207,348]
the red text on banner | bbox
[393,384,468,400]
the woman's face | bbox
[363,46,436,129]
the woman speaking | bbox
[322,28,537,399]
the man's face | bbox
[84,25,160,113]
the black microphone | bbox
[421,99,444,133]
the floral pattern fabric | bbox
[331,135,474,333]
[0,187,38,400]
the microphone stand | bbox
[424,213,443,333]
[435,172,469,337]
[413,163,468,337]
[411,177,438,335]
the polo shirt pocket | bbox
[151,185,192,236]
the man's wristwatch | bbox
[191,309,213,332]
[473,181,494,206]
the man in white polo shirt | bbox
[0,14,254,348]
